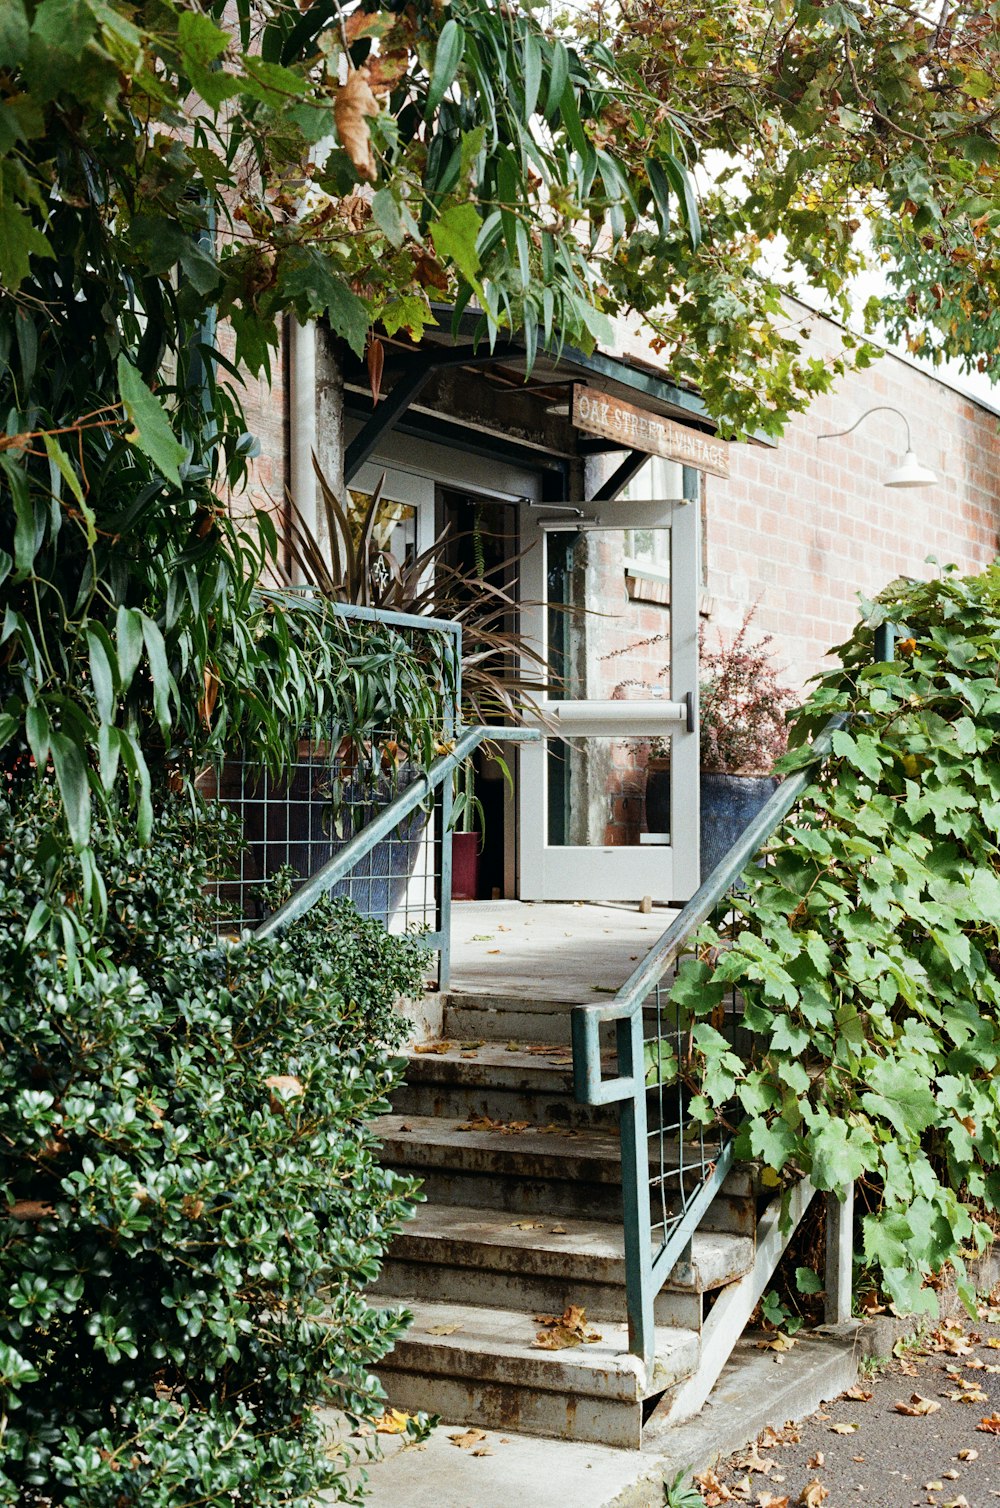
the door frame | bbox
[517,495,701,904]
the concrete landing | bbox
[449,900,674,1001]
[326,1327,861,1508]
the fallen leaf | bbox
[942,1470,960,1480]
[957,1448,978,1460]
[851,1456,865,1464]
[797,1482,828,1507]
[459,1040,485,1050]
[333,66,380,182]
[426,1323,463,1336]
[374,1408,415,1435]
[925,1484,944,1493]
[976,1413,1000,1433]
[532,1304,601,1349]
[844,1385,873,1402]
[829,1422,858,1434]
[471,1447,494,1457]
[806,1452,824,1470]
[549,1225,568,1235]
[694,1468,733,1502]
[756,1495,789,1508]
[413,1041,454,1055]
[449,1428,487,1450]
[895,1394,941,1416]
[737,1445,775,1475]
[511,1220,544,1230]
[898,1360,918,1376]
[930,1326,974,1357]
[942,1498,970,1508]
[761,1333,797,1353]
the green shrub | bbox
[0,789,426,1506]
[675,565,1000,1316]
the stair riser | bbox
[379,1369,644,1448]
[392,1082,619,1130]
[373,1258,703,1328]
[442,1005,572,1045]
[406,1168,756,1232]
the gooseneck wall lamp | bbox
[817,404,938,489]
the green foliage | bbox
[663,1467,704,1508]
[0,0,696,858]
[0,788,428,1505]
[608,2,1000,430]
[672,566,1000,1314]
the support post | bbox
[824,1183,855,1325]
[619,1012,656,1376]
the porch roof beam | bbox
[590,448,649,503]
[343,344,520,483]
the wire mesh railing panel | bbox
[205,733,441,938]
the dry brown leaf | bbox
[756,1495,789,1508]
[511,1220,544,1230]
[449,1427,488,1450]
[851,1456,865,1464]
[925,1483,944,1494]
[413,1040,454,1055]
[895,1394,941,1416]
[957,1447,978,1460]
[844,1385,872,1402]
[976,1413,1000,1433]
[806,1452,824,1470]
[829,1422,858,1434]
[897,1360,918,1376]
[942,1498,970,1508]
[737,1445,774,1475]
[532,1304,601,1350]
[265,1074,304,1109]
[8,1200,56,1220]
[426,1323,462,1336]
[930,1326,975,1357]
[333,66,380,183]
[549,1225,568,1235]
[797,1482,828,1507]
[694,1468,733,1502]
[942,1470,960,1480]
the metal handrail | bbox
[251,723,538,943]
[569,710,848,1369]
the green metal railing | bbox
[569,715,845,1368]
[571,621,896,1370]
[210,599,536,986]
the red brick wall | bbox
[704,331,1000,695]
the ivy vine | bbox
[674,565,1000,1315]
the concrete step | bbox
[439,988,683,1047]
[393,1042,620,1130]
[375,1114,756,1233]
[375,1296,699,1448]
[375,1204,754,1326]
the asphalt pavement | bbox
[696,1299,1000,1508]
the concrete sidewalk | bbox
[324,1328,863,1508]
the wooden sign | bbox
[572,385,730,479]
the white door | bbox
[518,484,700,903]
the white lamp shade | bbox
[883,449,938,489]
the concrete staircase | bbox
[372,990,761,1449]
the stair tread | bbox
[404,1040,609,1088]
[390,1204,753,1292]
[376,1113,733,1181]
[374,1296,699,1402]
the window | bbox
[621,456,684,581]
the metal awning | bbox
[340,310,730,486]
